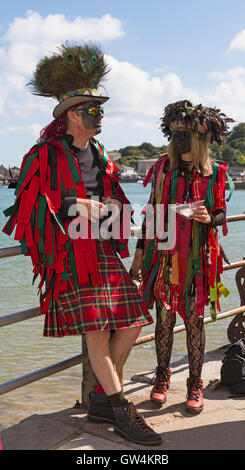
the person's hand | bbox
[76,198,106,222]
[129,248,144,281]
[193,205,211,224]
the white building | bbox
[118,165,137,178]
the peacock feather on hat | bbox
[27,42,110,117]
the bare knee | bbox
[130,325,142,340]
[113,325,142,344]
[86,330,111,349]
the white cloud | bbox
[208,67,245,81]
[228,29,245,52]
[205,67,245,123]
[98,55,201,150]
[105,55,199,118]
[131,119,155,130]
[0,123,41,138]
[207,30,245,122]
[0,9,199,126]
[1,11,125,78]
[0,11,125,118]
[5,10,125,45]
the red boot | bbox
[186,377,204,414]
[150,367,171,404]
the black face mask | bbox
[172,130,191,155]
[76,102,103,134]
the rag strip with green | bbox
[207,161,231,319]
[3,135,132,313]
[139,155,169,309]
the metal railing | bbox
[1,213,245,407]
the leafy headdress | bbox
[28,42,110,118]
[160,100,234,144]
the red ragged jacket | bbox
[3,134,132,313]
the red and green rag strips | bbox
[2,135,132,316]
[139,154,231,321]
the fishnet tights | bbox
[155,299,176,370]
[155,298,205,378]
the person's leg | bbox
[185,298,205,379]
[86,326,142,394]
[86,330,122,396]
[155,300,176,369]
[109,325,142,379]
[150,300,176,404]
[184,297,205,413]
[86,329,126,424]
[86,328,161,445]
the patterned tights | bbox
[155,298,205,378]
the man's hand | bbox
[76,198,106,222]
[102,197,123,223]
[129,248,144,282]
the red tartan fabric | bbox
[44,240,153,337]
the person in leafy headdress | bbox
[2,43,161,446]
[130,99,234,414]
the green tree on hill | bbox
[209,122,245,166]
[227,123,245,145]
[118,142,168,168]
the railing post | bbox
[119,369,124,391]
[81,336,97,409]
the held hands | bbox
[76,197,123,223]
[102,197,123,223]
[76,198,106,222]
[193,205,211,224]
[102,197,122,212]
[129,248,144,282]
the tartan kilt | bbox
[44,240,153,337]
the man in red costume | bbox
[131,100,233,414]
[3,43,161,446]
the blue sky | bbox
[1,0,245,167]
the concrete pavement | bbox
[1,345,245,451]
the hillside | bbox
[209,123,245,166]
[118,123,245,169]
[1,122,244,181]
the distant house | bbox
[118,165,137,178]
[137,159,158,177]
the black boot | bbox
[87,392,115,424]
[113,401,162,446]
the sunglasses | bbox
[77,106,104,117]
